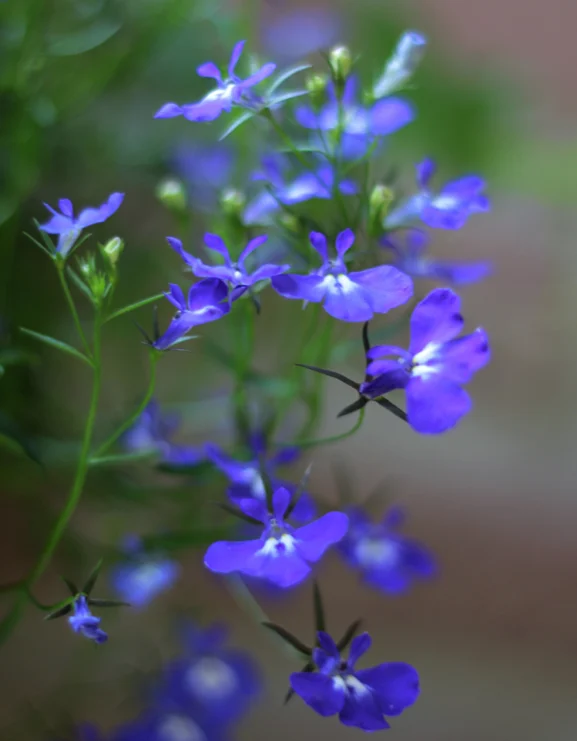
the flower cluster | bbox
[24,28,495,738]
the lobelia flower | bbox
[206,433,315,521]
[154,40,275,123]
[68,595,108,644]
[338,506,436,593]
[39,193,124,257]
[113,709,226,741]
[122,400,204,467]
[295,77,414,159]
[154,278,231,351]
[272,229,413,322]
[382,229,492,285]
[360,288,490,433]
[386,158,490,230]
[204,487,349,588]
[158,622,260,726]
[243,155,356,225]
[167,234,288,292]
[111,535,180,609]
[290,631,419,731]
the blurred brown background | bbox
[1,0,577,739]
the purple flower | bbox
[338,506,436,593]
[173,143,235,210]
[244,156,356,225]
[204,487,349,588]
[206,435,315,521]
[113,710,226,741]
[272,229,413,322]
[68,595,108,644]
[154,279,230,351]
[111,536,180,609]
[154,41,275,123]
[39,193,124,257]
[158,622,260,726]
[382,229,492,285]
[290,631,419,731]
[296,77,414,159]
[123,400,204,467]
[167,234,288,289]
[360,288,490,433]
[386,159,490,230]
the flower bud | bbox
[373,30,427,100]
[220,188,246,218]
[305,73,329,107]
[329,45,352,84]
[369,184,395,226]
[100,236,124,266]
[155,178,187,212]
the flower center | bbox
[411,342,442,377]
[354,537,399,569]
[259,531,296,557]
[185,656,238,701]
[157,715,206,741]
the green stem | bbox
[289,407,365,449]
[92,350,158,459]
[57,263,92,359]
[104,293,165,324]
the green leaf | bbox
[261,622,312,655]
[19,328,93,367]
[66,267,93,301]
[0,412,42,465]
[219,111,255,141]
[47,20,123,57]
[104,293,165,323]
[267,64,312,95]
[268,90,308,107]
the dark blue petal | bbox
[271,273,328,303]
[409,288,463,354]
[348,265,413,316]
[406,375,471,433]
[429,327,490,383]
[370,97,414,135]
[355,662,420,714]
[339,681,390,730]
[347,633,372,669]
[204,539,263,574]
[293,511,349,562]
[290,672,345,716]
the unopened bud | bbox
[329,45,352,84]
[220,188,246,217]
[373,30,427,99]
[155,178,187,212]
[305,73,329,106]
[101,236,124,265]
[369,184,395,225]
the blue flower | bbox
[154,279,231,351]
[204,487,349,588]
[39,193,124,257]
[173,143,235,210]
[382,229,492,285]
[296,77,414,159]
[243,155,356,225]
[360,288,490,433]
[272,229,413,322]
[154,41,275,123]
[123,400,204,467]
[338,506,436,593]
[111,535,180,609]
[158,622,261,727]
[386,159,490,230]
[113,710,226,741]
[291,631,419,731]
[206,433,315,521]
[167,234,288,289]
[68,595,108,644]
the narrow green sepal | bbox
[261,622,312,656]
[337,618,363,651]
[44,602,73,621]
[217,502,262,527]
[87,598,130,608]
[81,559,103,596]
[60,576,78,596]
[312,580,326,634]
[295,364,360,391]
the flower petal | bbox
[290,673,345,717]
[204,539,263,573]
[239,62,276,88]
[153,313,203,350]
[322,277,374,322]
[355,662,420,714]
[249,263,289,283]
[335,228,355,258]
[309,231,328,261]
[293,511,349,562]
[204,233,231,263]
[197,61,222,81]
[416,157,436,188]
[187,278,229,311]
[431,327,490,383]
[273,487,291,521]
[228,40,246,77]
[370,97,414,135]
[181,99,226,122]
[58,198,73,217]
[406,375,471,434]
[271,273,327,303]
[348,265,413,315]
[317,631,340,658]
[348,633,372,669]
[339,681,390,730]
[39,210,71,234]
[409,288,463,354]
[238,235,268,265]
[164,283,186,310]
[154,102,183,118]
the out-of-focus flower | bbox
[338,506,436,593]
[113,709,225,741]
[68,595,107,644]
[39,193,124,257]
[154,279,230,351]
[263,8,341,61]
[272,229,413,322]
[361,288,490,433]
[204,487,349,588]
[206,433,315,521]
[172,143,235,210]
[296,78,413,159]
[243,155,356,225]
[167,234,288,289]
[291,631,419,731]
[111,535,180,609]
[159,622,260,726]
[122,400,203,467]
[386,159,490,230]
[373,30,427,99]
[382,229,492,284]
[154,41,275,123]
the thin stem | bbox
[104,293,165,324]
[57,263,92,359]
[92,350,158,459]
[288,407,366,450]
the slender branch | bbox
[92,350,158,458]
[56,263,92,359]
